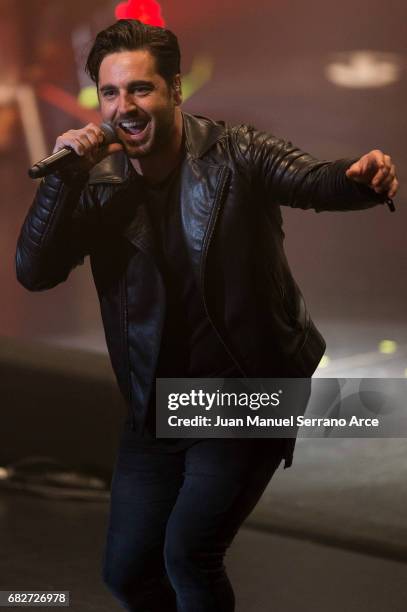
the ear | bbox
[172,74,183,105]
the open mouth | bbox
[118,119,150,137]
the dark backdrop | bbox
[2,0,405,350]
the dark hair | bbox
[85,19,181,87]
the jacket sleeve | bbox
[15,170,96,291]
[233,125,388,212]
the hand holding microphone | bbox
[345,149,398,212]
[28,122,123,179]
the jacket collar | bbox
[88,112,227,185]
[182,112,226,159]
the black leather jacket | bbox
[16,112,386,467]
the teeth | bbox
[120,121,146,128]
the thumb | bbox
[346,161,362,178]
[90,141,124,168]
[106,142,124,155]
[95,142,124,164]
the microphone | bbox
[28,122,119,179]
[385,197,395,212]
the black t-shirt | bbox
[144,163,238,378]
[122,157,240,450]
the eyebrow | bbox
[99,80,154,93]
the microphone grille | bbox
[100,122,120,145]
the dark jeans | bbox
[102,435,285,611]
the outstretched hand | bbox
[346,150,398,199]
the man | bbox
[16,19,398,612]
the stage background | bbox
[1,0,405,351]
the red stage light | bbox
[115,0,165,26]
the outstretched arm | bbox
[234,126,399,212]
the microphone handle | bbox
[28,122,118,180]
[385,197,395,212]
[28,147,79,179]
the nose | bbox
[117,91,137,116]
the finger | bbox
[362,157,380,178]
[372,164,397,190]
[384,164,396,184]
[53,136,82,155]
[53,134,77,154]
[388,178,399,199]
[348,153,381,181]
[53,125,103,154]
[381,170,397,191]
[74,133,102,156]
[371,166,388,187]
[374,173,398,195]
[371,159,394,185]
[86,123,105,146]
[369,149,386,168]
[91,142,123,166]
[81,131,100,149]
[54,132,92,156]
[378,155,392,181]
[72,136,90,156]
[384,174,396,191]
[73,135,101,156]
[346,162,362,177]
[71,137,87,156]
[383,154,392,172]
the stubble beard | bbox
[125,107,176,160]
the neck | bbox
[130,108,184,184]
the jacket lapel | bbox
[179,157,227,285]
[178,112,229,286]
[93,112,229,269]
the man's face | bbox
[98,49,181,158]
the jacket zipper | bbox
[200,166,247,378]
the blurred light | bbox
[115,0,165,26]
[37,84,100,124]
[326,51,402,88]
[182,55,213,101]
[378,340,397,354]
[0,84,16,105]
[15,85,48,164]
[78,86,99,109]
[318,355,331,368]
